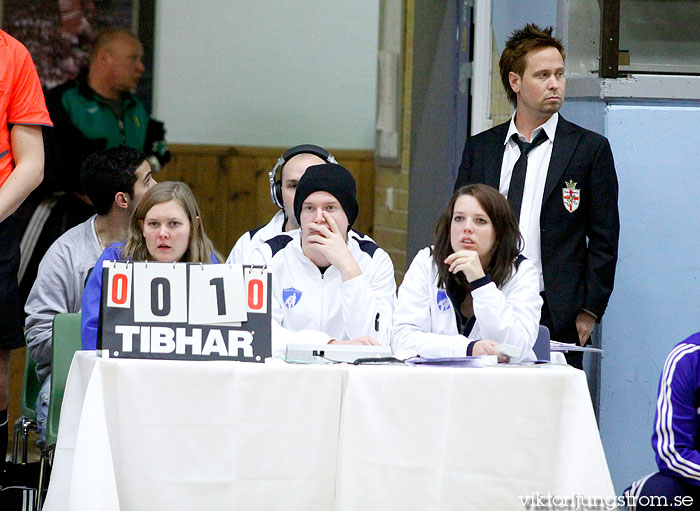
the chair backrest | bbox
[46,312,82,447]
[533,324,551,362]
[21,347,41,421]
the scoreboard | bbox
[99,262,271,362]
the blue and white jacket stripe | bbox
[653,333,700,485]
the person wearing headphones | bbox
[228,144,375,264]
[252,163,396,357]
[227,145,333,264]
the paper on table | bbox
[404,356,497,367]
[550,340,603,353]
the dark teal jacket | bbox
[43,71,168,195]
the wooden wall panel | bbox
[156,145,375,256]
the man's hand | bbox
[444,250,485,282]
[328,336,379,346]
[576,310,596,346]
[472,340,509,363]
[307,212,361,281]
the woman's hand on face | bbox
[444,250,485,282]
[472,340,509,363]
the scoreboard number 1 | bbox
[188,264,248,324]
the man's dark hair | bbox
[499,24,565,107]
[80,146,147,215]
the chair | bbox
[12,347,41,463]
[533,324,551,362]
[37,312,82,509]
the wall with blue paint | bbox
[559,100,605,137]
[491,0,558,52]
[562,100,700,492]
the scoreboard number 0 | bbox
[111,273,129,305]
[106,263,132,309]
[248,278,264,310]
[245,269,267,314]
[151,277,172,316]
[133,264,188,323]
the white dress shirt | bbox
[499,112,559,291]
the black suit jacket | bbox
[454,116,619,340]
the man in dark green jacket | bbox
[44,28,169,211]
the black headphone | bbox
[269,144,337,209]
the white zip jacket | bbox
[227,210,286,264]
[392,247,542,362]
[253,230,396,357]
[229,209,378,265]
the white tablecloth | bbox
[43,353,614,511]
[335,364,613,510]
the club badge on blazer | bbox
[562,180,580,213]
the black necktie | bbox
[507,130,548,219]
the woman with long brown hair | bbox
[392,184,542,362]
[81,181,222,349]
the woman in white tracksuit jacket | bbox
[392,184,542,363]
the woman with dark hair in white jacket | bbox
[392,184,542,363]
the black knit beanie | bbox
[293,163,358,229]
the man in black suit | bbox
[454,24,619,367]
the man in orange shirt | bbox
[0,29,52,471]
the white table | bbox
[43,352,614,511]
[335,364,614,510]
